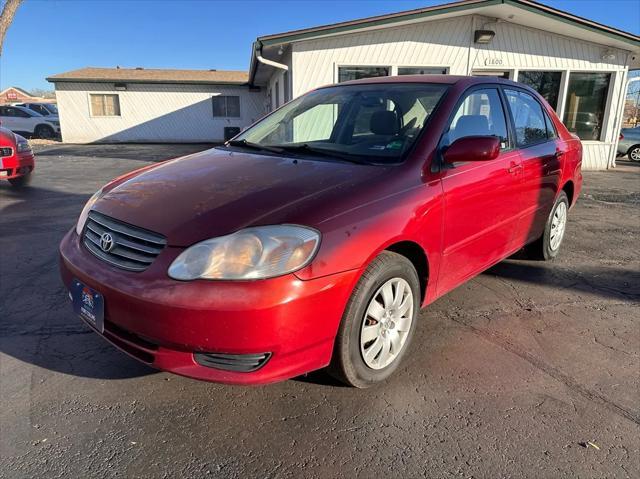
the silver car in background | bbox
[618,126,640,161]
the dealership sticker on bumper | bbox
[70,279,105,333]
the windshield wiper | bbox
[273,144,368,165]
[225,139,285,155]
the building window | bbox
[398,67,448,75]
[283,71,290,103]
[517,71,562,110]
[90,94,120,116]
[338,66,389,83]
[212,95,240,118]
[562,72,611,141]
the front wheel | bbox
[8,173,32,188]
[525,191,569,261]
[328,251,420,388]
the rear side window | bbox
[504,89,548,147]
[543,110,558,139]
[445,88,509,148]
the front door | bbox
[436,87,523,296]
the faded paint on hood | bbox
[93,147,388,246]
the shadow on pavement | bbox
[1,184,156,380]
[34,143,218,163]
[485,260,640,301]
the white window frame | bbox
[397,66,449,75]
[515,69,565,112]
[560,69,615,143]
[334,64,392,83]
[87,92,121,118]
[212,95,241,119]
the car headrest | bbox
[370,110,399,135]
[454,115,490,137]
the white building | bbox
[48,68,266,143]
[49,0,640,169]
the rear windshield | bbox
[234,83,448,164]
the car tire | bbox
[525,191,569,261]
[328,251,420,388]
[8,173,32,188]
[628,145,640,162]
[35,124,55,139]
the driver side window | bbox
[445,88,509,149]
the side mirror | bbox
[443,136,501,164]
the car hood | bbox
[94,147,387,246]
[0,126,16,146]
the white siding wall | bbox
[266,48,292,111]
[55,82,265,143]
[470,16,630,170]
[286,14,633,169]
[291,16,473,97]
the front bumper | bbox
[0,151,34,180]
[59,229,359,384]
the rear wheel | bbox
[35,124,55,139]
[8,173,32,188]
[525,191,569,261]
[328,251,420,388]
[628,145,640,162]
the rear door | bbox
[436,86,524,296]
[1,107,33,133]
[502,88,562,246]
[0,106,19,131]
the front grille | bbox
[0,147,13,157]
[82,211,167,272]
[103,320,157,364]
[194,352,271,372]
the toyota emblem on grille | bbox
[100,232,115,252]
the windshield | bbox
[44,104,58,114]
[234,83,448,164]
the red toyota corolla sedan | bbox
[0,126,35,187]
[59,76,582,387]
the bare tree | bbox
[0,0,22,56]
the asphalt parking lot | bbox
[1,144,638,478]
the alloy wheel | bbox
[360,277,414,370]
[549,201,567,251]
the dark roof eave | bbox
[255,0,640,49]
[46,78,250,86]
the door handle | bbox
[554,149,565,159]
[507,162,522,174]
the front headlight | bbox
[168,225,321,280]
[75,189,104,235]
[16,140,31,153]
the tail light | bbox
[619,133,624,140]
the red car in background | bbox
[0,126,35,187]
[59,76,582,387]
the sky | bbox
[1,0,639,92]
